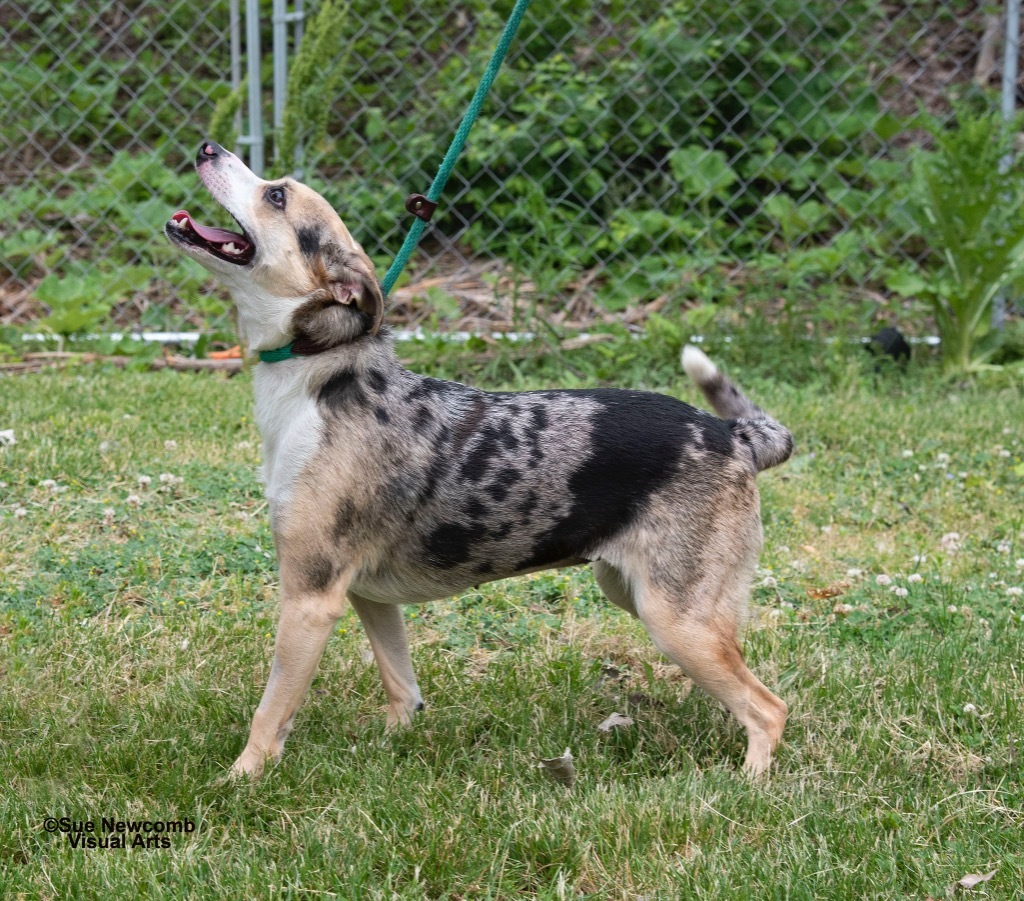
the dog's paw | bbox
[223,746,269,782]
[385,698,424,730]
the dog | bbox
[165,141,793,779]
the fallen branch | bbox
[1,351,244,375]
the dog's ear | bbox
[325,242,385,337]
[291,241,385,348]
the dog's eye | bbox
[266,186,286,209]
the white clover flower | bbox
[0,429,15,446]
[832,603,854,615]
[901,450,914,458]
[947,605,958,613]
[1008,587,1024,598]
[14,507,27,519]
[235,511,249,521]
[962,703,977,714]
[137,475,152,489]
[158,473,183,486]
[908,573,923,583]
[997,540,1012,554]
[1016,559,1024,571]
[164,439,178,450]
[102,508,116,526]
[936,452,951,465]
[891,586,909,597]
[875,574,892,586]
[847,567,864,579]
[126,494,142,506]
[940,532,962,554]
[40,479,57,491]
[912,554,928,564]
[235,440,254,450]
[999,449,1012,459]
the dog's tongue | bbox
[174,210,248,245]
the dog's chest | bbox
[253,366,324,511]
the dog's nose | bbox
[197,141,225,163]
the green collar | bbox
[258,343,296,363]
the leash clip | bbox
[405,193,438,222]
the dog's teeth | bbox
[222,242,240,254]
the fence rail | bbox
[1,1,1020,336]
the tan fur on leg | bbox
[230,569,351,779]
[634,580,787,778]
[348,592,423,727]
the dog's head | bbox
[165,141,384,351]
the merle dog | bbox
[166,141,793,779]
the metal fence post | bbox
[243,0,264,176]
[996,0,1022,329]
[230,0,242,155]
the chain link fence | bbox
[1,1,1018,336]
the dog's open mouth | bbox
[167,210,255,265]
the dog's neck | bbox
[228,283,299,354]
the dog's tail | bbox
[682,345,793,473]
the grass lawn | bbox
[1,338,1022,899]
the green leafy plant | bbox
[890,108,1024,374]
[35,265,154,337]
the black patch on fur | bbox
[488,521,513,540]
[418,455,448,504]
[405,377,453,402]
[305,554,336,592]
[332,499,356,541]
[413,404,433,432]
[461,424,502,482]
[515,389,716,570]
[424,522,475,568]
[318,368,369,412]
[523,405,548,467]
[516,489,539,518]
[696,416,734,456]
[375,406,390,424]
[495,418,519,451]
[463,498,489,520]
[484,467,522,502]
[297,226,321,258]
[367,368,388,393]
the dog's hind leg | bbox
[348,592,423,727]
[229,566,352,780]
[634,575,787,778]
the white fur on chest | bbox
[253,364,323,513]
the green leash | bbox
[260,0,533,363]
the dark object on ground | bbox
[867,327,911,368]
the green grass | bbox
[1,340,1022,899]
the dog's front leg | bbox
[348,592,423,727]
[230,566,351,779]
